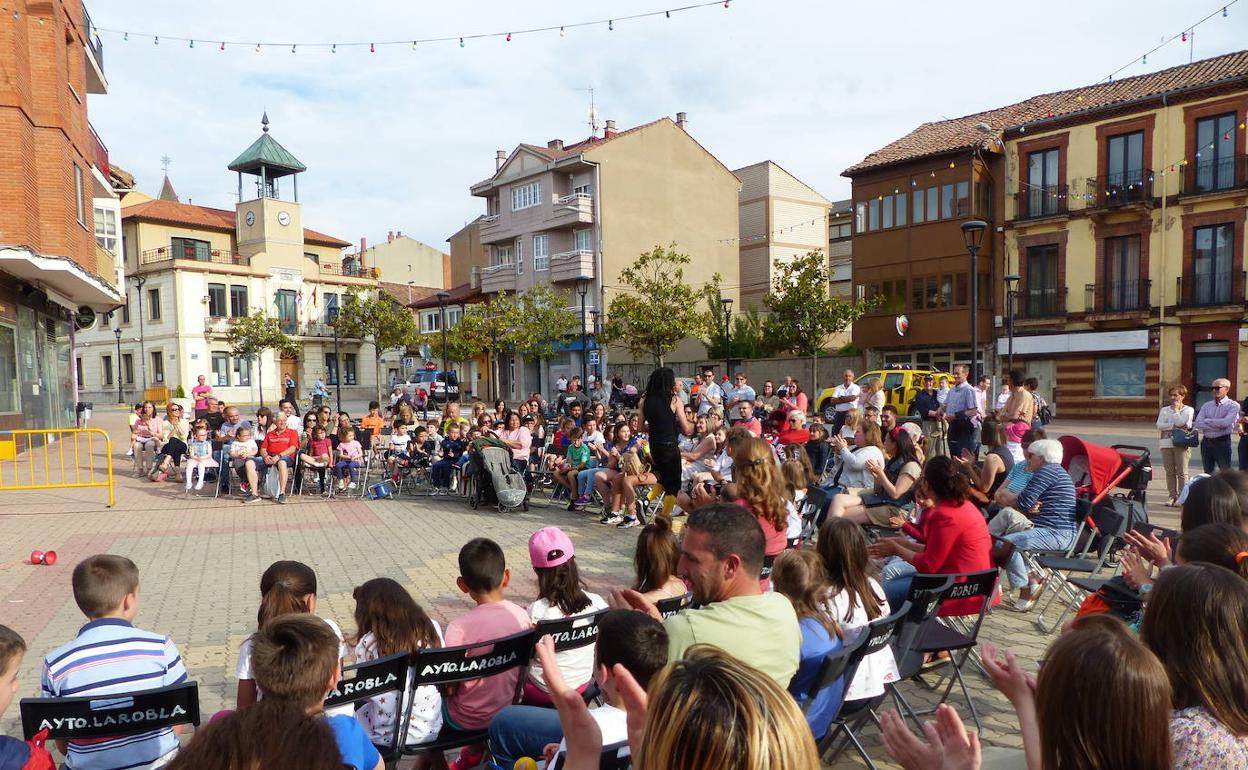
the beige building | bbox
[466,114,741,395]
[828,199,853,297]
[447,219,489,288]
[348,231,449,289]
[733,161,832,308]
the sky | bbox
[88,0,1247,253]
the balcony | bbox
[1013,185,1068,221]
[480,262,518,294]
[279,318,298,335]
[88,123,109,178]
[140,246,248,268]
[478,214,503,242]
[82,5,107,94]
[1014,287,1066,319]
[1177,271,1243,311]
[318,260,374,279]
[549,249,595,283]
[1180,156,1248,197]
[1085,170,1154,211]
[203,317,232,336]
[545,193,594,229]
[1085,279,1151,317]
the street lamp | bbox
[590,310,601,381]
[960,219,988,380]
[436,291,450,389]
[720,297,733,378]
[1003,273,1020,373]
[576,278,589,388]
[327,306,342,414]
[113,326,123,404]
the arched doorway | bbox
[280,351,299,403]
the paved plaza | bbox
[0,408,1181,768]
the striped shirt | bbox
[41,619,187,770]
[1016,463,1078,533]
[1194,397,1240,439]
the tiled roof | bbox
[228,133,307,175]
[408,281,484,309]
[377,281,441,306]
[121,198,350,247]
[474,119,670,188]
[845,49,1248,175]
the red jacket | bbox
[909,499,999,617]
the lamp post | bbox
[436,291,450,391]
[327,306,342,414]
[576,278,589,388]
[113,326,123,404]
[720,297,733,378]
[960,220,988,380]
[1003,273,1020,373]
[131,275,148,391]
[590,310,601,381]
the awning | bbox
[552,335,599,353]
[997,329,1148,356]
[0,246,124,311]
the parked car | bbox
[813,366,952,421]
[401,369,461,405]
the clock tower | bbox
[229,112,306,269]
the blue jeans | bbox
[1203,435,1232,474]
[487,705,563,769]
[1003,526,1075,589]
[431,459,457,488]
[881,558,917,610]
[576,467,598,498]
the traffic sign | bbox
[588,350,600,365]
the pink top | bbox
[132,416,164,441]
[781,392,808,414]
[192,384,212,410]
[337,440,363,461]
[497,427,532,462]
[444,600,533,729]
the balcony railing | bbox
[1177,271,1243,308]
[1085,169,1154,210]
[279,318,298,335]
[1181,155,1248,196]
[1086,278,1151,313]
[1013,185,1068,220]
[88,123,109,177]
[547,193,594,228]
[480,262,518,294]
[140,246,247,266]
[318,260,370,277]
[83,5,103,69]
[549,249,595,283]
[1014,287,1066,319]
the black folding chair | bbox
[21,681,200,741]
[801,485,829,541]
[798,630,865,745]
[324,652,411,768]
[1033,500,1130,633]
[400,629,537,758]
[655,592,694,619]
[550,739,631,770]
[535,609,608,653]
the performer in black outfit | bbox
[639,367,694,519]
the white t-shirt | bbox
[389,433,412,452]
[823,579,898,701]
[833,383,861,413]
[527,593,610,692]
[284,414,302,432]
[785,499,801,539]
[715,451,734,482]
[354,625,444,745]
[558,703,628,756]
[236,616,353,717]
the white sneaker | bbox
[125,449,134,457]
[194,479,204,491]
[348,482,356,490]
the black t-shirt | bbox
[559,390,590,414]
[644,395,678,445]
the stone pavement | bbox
[0,412,1180,768]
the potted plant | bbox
[170,383,195,415]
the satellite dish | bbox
[74,306,97,331]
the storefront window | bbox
[1095,357,1146,398]
[0,325,16,413]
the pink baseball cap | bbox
[529,526,575,569]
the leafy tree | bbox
[513,285,579,360]
[699,275,777,362]
[225,311,298,407]
[762,249,876,393]
[600,244,712,366]
[331,288,418,397]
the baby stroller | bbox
[465,439,528,512]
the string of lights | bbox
[1100,1,1238,83]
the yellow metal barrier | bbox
[0,428,116,508]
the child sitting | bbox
[350,578,443,760]
[360,401,385,441]
[125,402,142,456]
[249,614,382,770]
[386,420,412,479]
[41,555,188,769]
[184,424,217,493]
[299,425,333,495]
[840,409,861,441]
[229,425,261,496]
[431,423,467,495]
[408,427,433,468]
[0,625,54,768]
[773,548,845,740]
[443,538,533,770]
[523,528,608,705]
[557,428,590,509]
[334,427,363,493]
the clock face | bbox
[278,211,291,226]
[244,211,255,226]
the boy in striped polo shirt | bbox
[41,554,188,770]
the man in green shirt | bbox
[615,503,800,686]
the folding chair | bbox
[550,740,630,770]
[801,485,829,541]
[888,570,998,733]
[797,629,865,744]
[1066,522,1179,598]
[534,609,608,655]
[656,592,694,619]
[324,652,411,769]
[21,681,200,743]
[1032,499,1130,633]
[133,440,159,477]
[400,629,537,760]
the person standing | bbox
[638,367,694,520]
[911,374,945,458]
[283,374,297,405]
[724,373,756,422]
[1194,378,1237,473]
[943,365,981,460]
[192,374,213,419]
[555,374,569,394]
[828,369,860,434]
[1156,385,1195,508]
[696,367,722,416]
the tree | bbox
[763,249,876,393]
[225,312,298,407]
[600,244,713,366]
[331,288,418,398]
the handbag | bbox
[1171,428,1199,448]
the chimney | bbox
[470,265,481,289]
[676,112,688,131]
[547,139,564,151]
[359,237,367,267]
[604,120,617,138]
[495,150,507,170]
[387,230,394,243]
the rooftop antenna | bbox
[160,154,172,175]
[585,87,601,137]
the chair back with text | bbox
[20,681,200,741]
[324,652,411,760]
[535,609,608,654]
[655,592,694,619]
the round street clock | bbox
[244,211,255,226]
[278,211,291,226]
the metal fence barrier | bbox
[0,428,115,508]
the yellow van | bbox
[814,367,953,421]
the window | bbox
[233,356,251,387]
[879,279,906,312]
[855,202,867,232]
[925,187,938,221]
[975,179,994,219]
[74,163,85,225]
[344,353,357,386]
[171,237,211,261]
[868,199,880,231]
[1195,113,1238,192]
[533,234,550,270]
[1193,223,1235,305]
[1106,131,1145,190]
[0,326,17,412]
[494,245,513,266]
[421,311,440,333]
[1027,148,1060,217]
[94,206,117,254]
[121,353,134,385]
[121,299,130,325]
[939,275,953,308]
[207,283,227,317]
[913,189,925,224]
[882,196,893,229]
[830,222,852,240]
[1103,235,1142,311]
[1095,357,1146,398]
[229,285,248,317]
[75,356,83,388]
[150,351,164,383]
[515,238,524,273]
[211,352,229,386]
[324,353,339,386]
[275,289,297,333]
[324,293,339,324]
[924,276,939,309]
[448,307,463,328]
[941,184,955,219]
[954,273,968,307]
[511,181,541,210]
[1025,245,1060,316]
[894,192,907,227]
[102,354,113,386]
[955,182,969,217]
[910,279,924,311]
[147,288,161,321]
[573,182,592,196]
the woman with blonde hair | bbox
[728,436,790,562]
